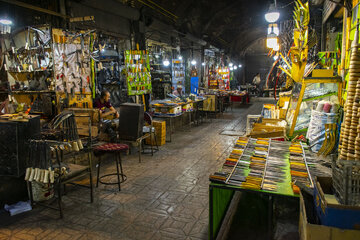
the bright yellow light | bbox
[266,36,278,49]
[267,23,279,36]
[273,43,280,51]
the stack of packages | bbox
[339,27,360,160]
[145,120,166,146]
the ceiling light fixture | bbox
[163,59,170,67]
[265,3,280,23]
[0,18,12,25]
[191,60,197,65]
[267,23,279,36]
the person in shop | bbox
[94,90,119,141]
[173,85,183,97]
[252,73,263,96]
[94,90,119,119]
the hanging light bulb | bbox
[202,62,205,66]
[267,23,279,36]
[229,63,233,67]
[230,67,234,71]
[178,55,183,60]
[163,59,170,66]
[266,26,279,49]
[0,18,12,25]
[191,60,197,65]
[234,65,238,70]
[238,64,242,68]
[0,16,13,34]
[273,43,280,51]
[266,36,278,49]
[265,4,280,23]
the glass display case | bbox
[171,59,185,92]
[286,69,342,136]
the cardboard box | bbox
[249,119,286,138]
[182,103,194,112]
[77,126,99,137]
[145,133,166,146]
[312,69,334,78]
[300,191,360,240]
[145,120,166,146]
[314,177,360,230]
[66,108,100,125]
[153,106,182,115]
[203,95,216,111]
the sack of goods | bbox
[306,101,339,152]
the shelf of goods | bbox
[125,50,152,96]
[286,69,341,137]
[172,59,185,91]
[208,68,219,89]
[209,137,313,196]
[218,68,230,90]
[3,26,58,117]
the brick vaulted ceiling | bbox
[136,0,294,56]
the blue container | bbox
[314,177,360,230]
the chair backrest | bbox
[144,112,152,125]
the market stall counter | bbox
[150,96,206,142]
[209,137,316,239]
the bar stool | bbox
[94,143,129,191]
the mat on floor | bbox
[220,130,246,136]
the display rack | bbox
[218,67,230,90]
[125,50,152,96]
[171,59,185,91]
[287,70,342,136]
[2,25,58,117]
[52,28,95,109]
[95,40,126,107]
[208,66,219,89]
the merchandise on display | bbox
[124,50,152,96]
[172,59,185,91]
[338,26,360,161]
[210,137,313,195]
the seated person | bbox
[94,90,119,119]
[173,86,183,97]
[94,90,119,141]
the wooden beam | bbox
[0,0,69,19]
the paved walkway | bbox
[0,101,266,240]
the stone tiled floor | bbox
[0,101,266,240]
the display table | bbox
[209,137,313,239]
[151,98,206,141]
[153,113,183,142]
[209,182,298,240]
[230,93,250,104]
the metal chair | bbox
[142,112,159,155]
[27,139,94,219]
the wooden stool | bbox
[94,143,128,191]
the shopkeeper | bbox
[173,86,183,97]
[252,73,263,96]
[94,90,119,141]
[94,90,119,119]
